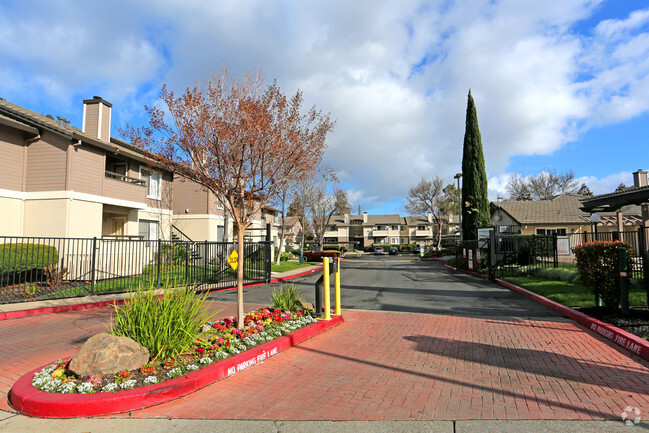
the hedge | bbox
[574,240,634,310]
[0,243,59,274]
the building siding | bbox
[0,125,25,191]
[69,144,104,196]
[173,178,209,214]
[25,131,68,191]
[84,104,100,139]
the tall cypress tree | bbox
[461,90,490,240]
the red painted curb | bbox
[495,279,649,360]
[0,266,325,321]
[10,314,343,418]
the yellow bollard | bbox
[323,258,331,320]
[335,261,341,315]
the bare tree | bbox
[307,177,348,249]
[507,170,579,201]
[405,176,445,249]
[506,174,532,201]
[122,65,334,328]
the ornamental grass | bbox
[109,285,215,361]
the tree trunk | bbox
[275,198,286,266]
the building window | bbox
[140,168,161,200]
[418,225,427,231]
[391,225,399,231]
[391,237,399,244]
[327,225,337,232]
[400,237,408,244]
[138,219,159,244]
[536,228,567,236]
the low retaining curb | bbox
[10,314,343,418]
[445,263,649,361]
[0,265,324,321]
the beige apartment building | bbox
[0,96,172,240]
[322,212,457,249]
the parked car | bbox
[374,247,385,255]
[414,246,421,254]
[389,247,399,255]
[302,248,340,261]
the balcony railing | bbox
[105,170,146,186]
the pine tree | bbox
[461,90,491,240]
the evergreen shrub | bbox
[574,241,633,310]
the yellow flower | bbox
[51,368,65,379]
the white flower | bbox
[101,383,118,393]
[185,364,199,371]
[120,380,137,389]
[143,376,158,384]
[167,367,183,378]
[77,382,95,394]
[57,382,77,394]
[199,357,213,365]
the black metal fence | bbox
[0,236,271,304]
[454,228,649,287]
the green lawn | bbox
[502,275,648,308]
[271,261,312,273]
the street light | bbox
[590,214,600,241]
[454,173,463,240]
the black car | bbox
[389,247,399,255]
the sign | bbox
[476,249,481,263]
[556,236,570,256]
[463,248,466,258]
[228,250,239,270]
[477,228,493,249]
[468,250,473,269]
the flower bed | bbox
[31,308,315,395]
[11,310,343,418]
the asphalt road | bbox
[209,256,567,321]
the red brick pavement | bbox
[3,306,649,420]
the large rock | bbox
[68,332,150,377]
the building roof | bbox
[0,97,152,165]
[493,194,642,226]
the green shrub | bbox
[279,252,294,261]
[574,241,634,310]
[109,285,215,361]
[161,243,188,264]
[270,283,303,311]
[0,243,58,273]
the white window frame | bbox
[140,167,162,200]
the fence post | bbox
[156,239,162,288]
[488,229,496,280]
[265,222,272,282]
[553,233,558,268]
[640,226,649,306]
[185,241,190,284]
[619,247,630,316]
[90,237,97,294]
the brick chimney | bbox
[82,96,112,142]
[633,169,648,188]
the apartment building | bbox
[322,212,457,248]
[0,96,172,239]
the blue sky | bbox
[1,1,648,215]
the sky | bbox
[1,0,648,215]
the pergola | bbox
[580,185,649,229]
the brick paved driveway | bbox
[2,261,649,420]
